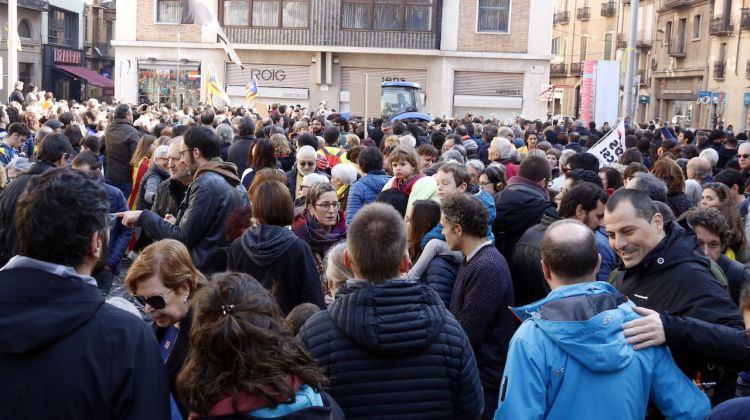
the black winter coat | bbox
[136,162,170,210]
[666,191,694,218]
[227,135,255,176]
[0,162,55,266]
[104,118,140,184]
[139,162,249,270]
[421,255,460,308]
[155,309,193,419]
[493,183,557,261]
[298,280,484,419]
[609,222,749,378]
[152,178,188,218]
[0,267,170,419]
[511,214,559,306]
[717,254,750,306]
[227,224,325,315]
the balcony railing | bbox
[93,42,112,58]
[668,42,686,57]
[570,62,583,76]
[577,7,591,20]
[709,15,734,35]
[551,63,567,77]
[714,61,725,80]
[601,2,616,17]
[0,0,48,10]
[617,36,627,49]
[746,60,750,79]
[741,8,750,30]
[554,11,570,25]
[637,34,652,48]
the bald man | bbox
[495,219,710,419]
[686,157,712,184]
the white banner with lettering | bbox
[587,121,625,167]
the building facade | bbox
[113,0,552,119]
[0,0,46,102]
[83,0,116,99]
[705,0,750,133]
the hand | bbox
[164,214,176,225]
[114,210,143,228]
[623,306,666,350]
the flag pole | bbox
[8,0,18,94]
[177,24,181,109]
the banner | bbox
[181,0,244,70]
[586,121,625,167]
[539,84,554,102]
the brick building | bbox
[113,0,552,119]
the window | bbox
[222,0,309,28]
[477,0,510,33]
[603,33,613,60]
[665,21,672,48]
[157,0,182,23]
[18,19,31,39]
[677,18,686,51]
[693,15,701,39]
[340,0,433,31]
[579,36,587,62]
[48,8,78,47]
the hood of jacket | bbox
[0,268,105,354]
[329,280,447,355]
[193,161,241,186]
[358,170,390,192]
[512,281,635,372]
[622,221,711,278]
[240,224,299,267]
[495,181,557,235]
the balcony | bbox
[714,61,725,80]
[741,8,750,30]
[0,0,48,10]
[637,35,652,48]
[93,42,112,58]
[668,42,686,57]
[709,15,734,36]
[577,7,591,21]
[551,63,567,77]
[570,62,583,76]
[601,2,616,17]
[554,11,570,25]
[746,60,750,79]
[617,35,627,49]
[663,0,693,8]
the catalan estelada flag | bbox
[205,64,231,105]
[246,76,259,103]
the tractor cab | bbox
[381,82,432,122]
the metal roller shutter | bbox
[341,67,428,91]
[453,71,525,96]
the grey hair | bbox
[442,149,466,164]
[559,149,577,166]
[297,145,317,159]
[466,159,485,173]
[628,172,668,203]
[215,123,234,145]
[331,163,358,185]
[399,135,416,150]
[7,156,31,173]
[699,148,719,167]
[154,145,170,159]
[301,173,329,186]
[491,137,514,160]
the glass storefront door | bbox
[138,61,201,108]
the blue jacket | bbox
[495,282,710,420]
[105,184,132,272]
[595,228,617,282]
[421,189,496,247]
[346,169,389,225]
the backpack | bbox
[321,146,344,169]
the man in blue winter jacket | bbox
[495,219,710,420]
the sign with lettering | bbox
[54,48,81,64]
[227,64,309,88]
[587,121,625,167]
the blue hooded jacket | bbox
[346,170,390,225]
[495,282,710,420]
[421,189,496,247]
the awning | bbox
[55,65,114,89]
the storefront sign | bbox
[226,85,309,99]
[227,64,309,89]
[697,91,725,105]
[639,95,650,104]
[54,48,81,64]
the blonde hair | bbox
[125,239,207,297]
[270,133,291,156]
[325,242,352,293]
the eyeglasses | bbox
[480,181,494,186]
[133,289,175,310]
[299,160,316,167]
[315,201,340,211]
[738,154,750,159]
[178,148,192,157]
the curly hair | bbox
[16,168,108,267]
[176,272,327,415]
[684,207,729,247]
[441,193,488,238]
[269,133,291,156]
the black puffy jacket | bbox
[493,181,557,261]
[511,214,559,306]
[421,255,460,308]
[104,118,140,184]
[609,222,749,379]
[717,254,750,306]
[298,280,484,420]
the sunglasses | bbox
[738,154,750,159]
[299,161,316,167]
[133,289,174,310]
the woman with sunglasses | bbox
[292,183,347,294]
[701,182,749,262]
[176,272,344,419]
[227,180,324,316]
[126,239,208,420]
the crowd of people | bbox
[1,87,750,419]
